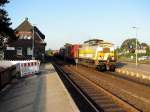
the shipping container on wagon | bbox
[64,44,81,60]
[59,47,65,57]
[64,45,71,58]
[70,44,81,59]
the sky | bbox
[5,0,150,50]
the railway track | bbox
[53,62,99,112]
[53,61,139,112]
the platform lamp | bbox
[132,27,138,66]
[116,45,119,61]
[32,25,35,60]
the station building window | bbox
[27,47,32,55]
[24,35,28,39]
[27,36,31,40]
[16,47,22,55]
[19,35,24,39]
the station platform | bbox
[125,62,150,73]
[0,63,79,112]
[116,62,150,81]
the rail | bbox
[53,62,99,112]
[53,58,140,112]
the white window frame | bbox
[16,47,22,55]
[27,47,32,55]
[19,35,24,39]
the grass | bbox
[117,54,150,64]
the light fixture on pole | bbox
[132,27,138,66]
[116,45,119,61]
[32,25,35,60]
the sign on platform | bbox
[75,58,78,64]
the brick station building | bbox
[4,18,46,60]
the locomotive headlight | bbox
[111,56,115,60]
[98,47,103,51]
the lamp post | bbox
[132,27,138,66]
[116,46,119,61]
[32,25,35,60]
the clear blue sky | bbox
[6,0,150,50]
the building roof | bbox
[84,39,103,43]
[34,26,45,39]
[15,18,45,39]
[15,18,33,32]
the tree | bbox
[64,43,71,47]
[0,0,14,49]
[140,42,147,47]
[46,48,54,56]
[146,47,150,54]
[141,43,150,54]
[121,38,140,53]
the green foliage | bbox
[0,0,14,49]
[0,0,9,6]
[129,49,135,53]
[46,48,53,56]
[64,43,71,47]
[141,42,148,47]
[144,45,150,54]
[121,38,140,50]
[120,38,150,54]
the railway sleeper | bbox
[103,107,126,112]
[98,104,125,112]
[95,99,113,104]
[88,93,105,96]
[100,103,120,108]
[92,96,111,101]
[94,99,126,112]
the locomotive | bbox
[59,39,116,72]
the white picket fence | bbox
[0,60,40,77]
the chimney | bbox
[25,17,28,21]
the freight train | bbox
[58,39,116,72]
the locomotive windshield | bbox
[103,48,110,53]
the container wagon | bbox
[63,44,81,63]
[58,39,116,72]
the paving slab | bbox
[0,63,79,112]
[116,62,150,81]
[117,62,150,74]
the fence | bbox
[0,66,16,90]
[0,60,40,89]
[18,60,40,77]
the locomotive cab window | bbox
[103,48,110,53]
